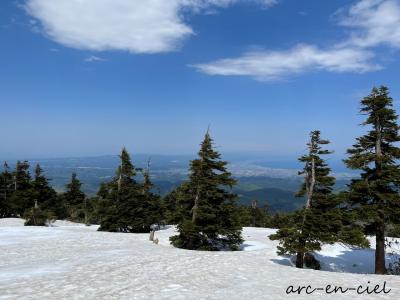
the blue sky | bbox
[1,0,400,161]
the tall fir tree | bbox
[9,161,32,216]
[270,131,367,268]
[344,86,400,274]
[139,160,164,228]
[98,147,137,232]
[62,172,87,222]
[170,131,243,250]
[64,173,85,206]
[163,184,187,225]
[0,162,13,217]
[32,164,65,219]
[98,148,162,233]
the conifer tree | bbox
[23,200,49,226]
[98,147,137,231]
[139,160,164,228]
[238,201,270,228]
[270,131,367,268]
[163,184,187,225]
[63,172,87,222]
[65,173,85,206]
[98,148,161,233]
[344,86,400,274]
[96,181,119,231]
[113,148,149,232]
[170,131,243,250]
[32,164,65,219]
[0,162,13,217]
[9,161,32,216]
[141,159,153,194]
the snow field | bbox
[0,219,399,299]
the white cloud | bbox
[24,0,278,54]
[84,55,106,62]
[338,0,400,48]
[26,0,396,81]
[192,44,380,81]
[182,0,277,10]
[194,0,400,81]
[25,0,191,53]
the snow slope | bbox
[0,219,399,299]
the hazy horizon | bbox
[0,151,357,174]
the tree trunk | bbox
[84,198,88,225]
[191,193,199,223]
[252,200,257,227]
[297,140,316,269]
[191,155,204,224]
[302,157,314,225]
[117,173,122,192]
[305,157,315,210]
[375,221,386,274]
[296,252,304,268]
[374,120,386,274]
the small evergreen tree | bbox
[31,164,65,219]
[62,172,87,222]
[139,160,164,228]
[270,131,367,268]
[269,212,295,229]
[0,162,14,217]
[344,86,400,274]
[170,131,243,250]
[9,161,32,216]
[96,182,120,231]
[163,183,187,225]
[250,201,270,227]
[23,201,51,226]
[98,148,161,233]
[65,173,85,206]
[238,201,270,228]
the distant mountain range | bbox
[0,154,357,213]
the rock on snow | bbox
[0,219,399,299]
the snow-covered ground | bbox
[0,218,399,299]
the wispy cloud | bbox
[193,0,400,81]
[183,0,277,10]
[84,55,106,62]
[24,0,278,54]
[192,44,380,81]
[338,0,400,49]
